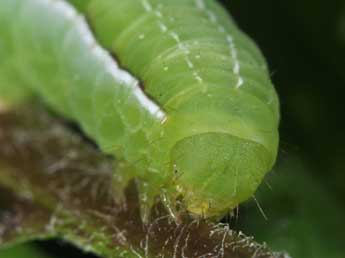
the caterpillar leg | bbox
[114,162,168,223]
[135,179,156,223]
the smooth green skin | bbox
[0,0,279,219]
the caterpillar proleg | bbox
[0,0,279,220]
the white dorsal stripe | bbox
[41,0,167,122]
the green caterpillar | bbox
[0,0,279,220]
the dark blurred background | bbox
[223,0,345,202]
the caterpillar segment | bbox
[0,0,279,220]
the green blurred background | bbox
[1,0,344,257]
[0,245,49,258]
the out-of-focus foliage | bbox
[0,244,50,258]
[236,155,345,258]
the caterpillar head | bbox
[170,132,271,218]
[158,87,278,219]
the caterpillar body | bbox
[0,0,279,220]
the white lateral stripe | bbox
[142,0,153,11]
[42,0,167,121]
[141,0,203,85]
[195,0,206,9]
[195,0,244,89]
[52,0,76,19]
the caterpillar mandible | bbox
[0,0,279,220]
